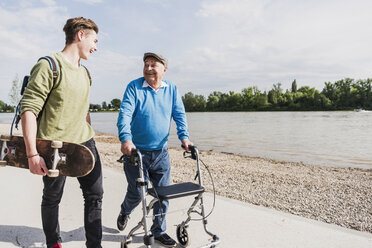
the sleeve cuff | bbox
[119,134,132,143]
[178,135,189,141]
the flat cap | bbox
[143,52,168,68]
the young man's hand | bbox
[28,155,48,176]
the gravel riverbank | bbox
[94,133,372,234]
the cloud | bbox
[85,50,144,103]
[143,0,171,8]
[2,0,372,104]
[197,0,266,19]
[41,0,57,6]
[73,0,103,4]
[0,1,68,103]
[0,3,67,59]
[174,0,372,93]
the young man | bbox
[117,52,193,247]
[20,17,103,248]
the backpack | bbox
[11,56,91,136]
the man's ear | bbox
[76,30,84,41]
[164,67,168,73]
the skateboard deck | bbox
[0,135,94,177]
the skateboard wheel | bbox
[51,141,63,149]
[0,135,11,141]
[0,160,7,167]
[47,169,59,177]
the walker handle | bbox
[181,145,198,160]
[117,149,141,165]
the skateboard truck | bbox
[0,135,11,167]
[48,141,63,177]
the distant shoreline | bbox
[0,109,368,114]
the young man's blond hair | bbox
[63,17,99,45]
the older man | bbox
[117,52,192,247]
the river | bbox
[1,111,371,169]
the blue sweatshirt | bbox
[117,77,189,151]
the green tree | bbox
[318,93,332,109]
[334,78,353,108]
[226,91,243,111]
[252,90,269,109]
[206,94,219,111]
[322,82,337,109]
[218,92,230,111]
[9,74,21,106]
[182,92,206,112]
[291,79,297,93]
[89,103,102,111]
[241,87,255,110]
[296,86,318,109]
[351,79,372,109]
[0,100,6,112]
[268,83,284,108]
[284,90,297,110]
[111,98,121,110]
[0,100,14,112]
[206,91,222,111]
[102,101,108,110]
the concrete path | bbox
[0,165,371,248]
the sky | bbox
[1,0,372,105]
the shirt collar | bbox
[142,80,168,92]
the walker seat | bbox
[148,182,204,200]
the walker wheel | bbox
[120,238,129,248]
[51,141,63,149]
[0,135,11,141]
[47,169,59,177]
[176,224,190,247]
[0,160,7,167]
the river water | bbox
[1,111,371,169]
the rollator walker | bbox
[120,146,220,248]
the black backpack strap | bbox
[38,56,59,84]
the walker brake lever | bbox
[117,151,140,166]
[183,150,192,159]
[117,155,125,163]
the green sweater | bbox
[20,52,95,144]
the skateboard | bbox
[0,135,94,177]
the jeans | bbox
[41,139,103,248]
[120,146,170,237]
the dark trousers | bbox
[41,139,103,248]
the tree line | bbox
[0,100,14,112]
[1,77,371,113]
[0,75,20,112]
[182,78,372,112]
